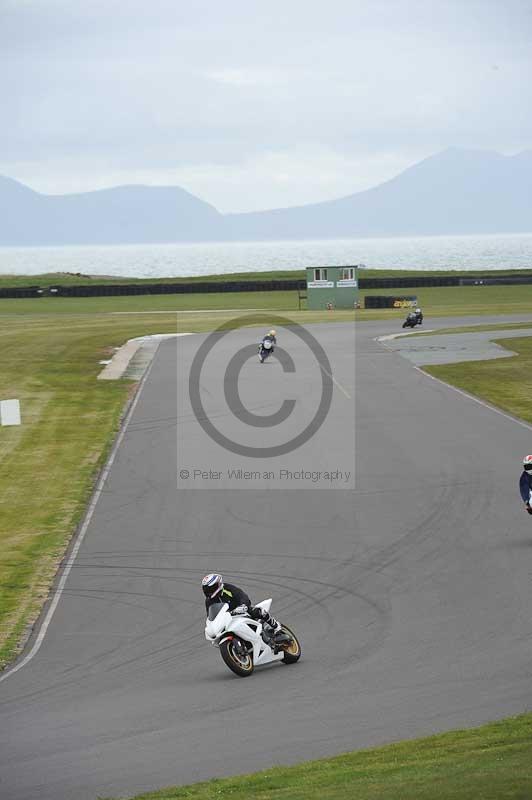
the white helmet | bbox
[202,573,223,599]
[415,308,421,313]
[523,455,532,471]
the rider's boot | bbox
[265,614,292,647]
[265,613,281,632]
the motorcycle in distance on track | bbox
[258,338,274,363]
[204,599,301,677]
[402,311,422,329]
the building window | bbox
[339,267,354,281]
[314,268,328,281]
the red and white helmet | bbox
[523,455,532,471]
[202,573,223,599]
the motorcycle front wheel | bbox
[279,624,302,664]
[220,637,254,677]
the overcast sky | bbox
[2,0,531,212]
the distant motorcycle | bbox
[258,339,274,363]
[402,312,422,329]
[204,599,301,677]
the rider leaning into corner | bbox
[202,573,285,641]
[262,329,277,350]
[519,455,532,514]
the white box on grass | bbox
[0,399,21,426]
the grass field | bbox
[1,283,532,318]
[106,713,532,800]
[0,312,174,667]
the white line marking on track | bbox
[0,354,157,684]
[319,365,352,399]
[377,334,532,432]
[414,366,532,432]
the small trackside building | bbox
[305,265,359,310]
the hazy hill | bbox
[226,148,532,239]
[1,148,531,245]
[0,179,224,245]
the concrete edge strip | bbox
[98,333,192,380]
[0,350,160,684]
[376,330,435,342]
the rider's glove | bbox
[231,605,249,615]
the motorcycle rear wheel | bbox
[279,624,302,664]
[220,637,254,677]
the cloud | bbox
[1,0,531,210]
[206,69,283,88]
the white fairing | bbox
[204,599,283,668]
[263,339,272,349]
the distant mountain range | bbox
[1,148,531,245]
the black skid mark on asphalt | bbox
[50,600,206,680]
[208,568,389,654]
[339,483,472,601]
[62,582,197,605]
[89,550,347,564]
[224,506,351,532]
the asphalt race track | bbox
[1,317,532,800]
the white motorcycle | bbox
[204,599,301,677]
[258,339,273,363]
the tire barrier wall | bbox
[457,276,532,286]
[0,286,43,298]
[1,273,531,299]
[48,279,306,297]
[364,295,418,309]
[359,276,459,288]
[359,275,532,288]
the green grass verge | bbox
[360,284,532,319]
[0,290,302,315]
[424,335,532,424]
[103,713,532,799]
[1,283,532,318]
[0,313,169,666]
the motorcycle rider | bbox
[519,455,532,514]
[201,573,284,640]
[261,328,277,350]
[402,311,417,328]
[259,329,277,361]
[414,307,423,324]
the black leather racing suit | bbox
[205,582,279,629]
